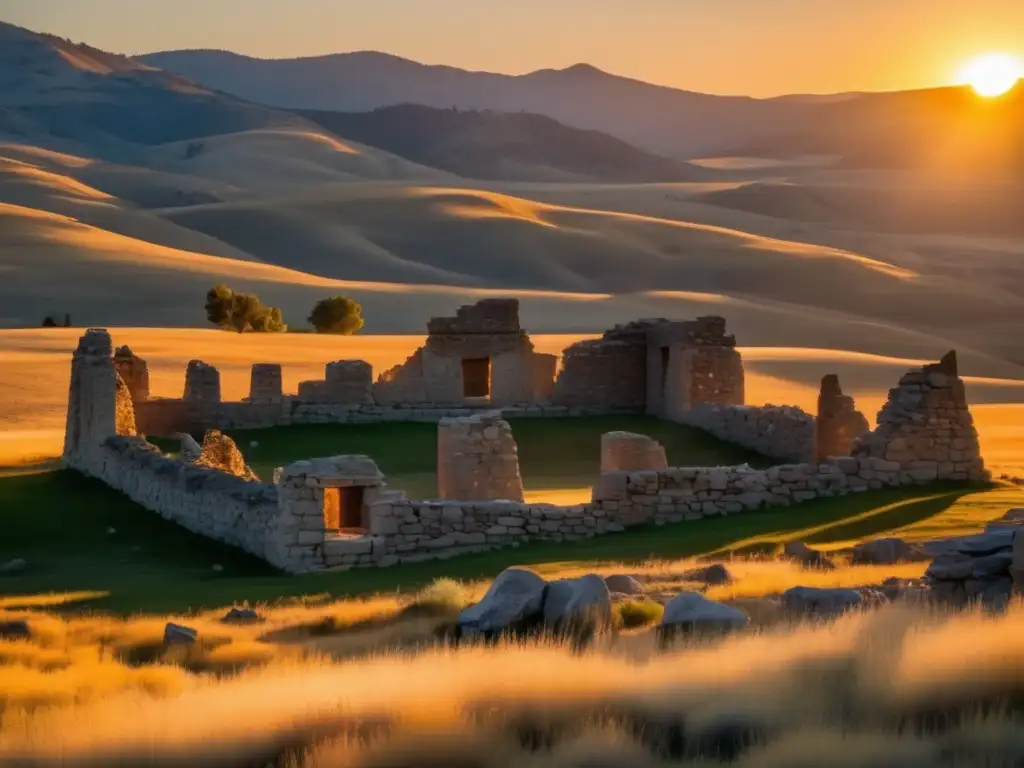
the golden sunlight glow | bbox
[958,53,1021,97]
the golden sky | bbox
[4,0,1023,96]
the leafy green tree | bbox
[251,306,287,333]
[308,296,365,335]
[205,284,286,333]
[205,284,235,328]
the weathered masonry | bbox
[61,301,989,574]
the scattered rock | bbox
[603,574,644,595]
[249,441,260,448]
[106,527,117,535]
[965,577,1013,610]
[998,508,1024,524]
[725,597,784,627]
[879,577,930,602]
[542,574,612,630]
[781,587,867,617]
[851,537,928,565]
[211,564,224,573]
[683,563,733,585]
[0,558,26,574]
[659,591,749,635]
[0,620,30,640]
[163,622,198,647]
[458,567,546,637]
[178,433,202,463]
[783,541,836,570]
[970,551,1013,580]
[220,608,263,625]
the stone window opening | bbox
[462,357,491,398]
[323,486,367,533]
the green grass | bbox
[0,468,1013,615]
[206,416,774,495]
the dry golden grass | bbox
[0,600,1022,766]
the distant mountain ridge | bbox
[141,47,1024,172]
[295,104,712,182]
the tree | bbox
[63,313,71,328]
[205,284,286,333]
[308,296,365,335]
[41,315,57,328]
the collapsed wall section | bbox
[815,374,870,462]
[852,351,987,483]
[676,404,816,463]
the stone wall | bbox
[73,435,287,566]
[113,346,149,403]
[64,329,120,460]
[374,299,551,407]
[552,339,647,410]
[184,360,221,405]
[676,404,816,463]
[852,351,987,483]
[816,374,870,462]
[437,412,524,501]
[249,364,283,402]
[600,431,668,472]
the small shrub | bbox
[615,599,664,629]
[41,315,57,328]
[204,284,286,333]
[409,578,472,616]
[308,296,364,335]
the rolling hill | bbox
[294,104,711,183]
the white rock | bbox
[660,592,749,630]
[458,567,546,635]
[542,574,611,626]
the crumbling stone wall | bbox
[249,364,283,402]
[600,431,668,472]
[815,374,870,462]
[184,360,221,406]
[678,404,815,463]
[852,352,987,483]
[552,339,647,409]
[325,361,373,404]
[437,412,525,502]
[63,329,120,462]
[113,346,149,403]
[374,299,550,406]
[114,372,137,436]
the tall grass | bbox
[1,600,1022,766]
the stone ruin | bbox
[375,298,556,407]
[59,306,993,575]
[600,432,668,473]
[851,352,986,483]
[298,360,373,405]
[437,412,524,502]
[815,374,870,463]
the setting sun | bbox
[959,53,1021,97]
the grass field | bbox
[0,467,1018,615]
[208,416,775,496]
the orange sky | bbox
[4,0,1024,96]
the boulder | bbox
[1013,532,1024,591]
[0,558,26,574]
[781,587,866,617]
[947,530,1014,557]
[851,538,927,565]
[965,577,1013,609]
[925,553,975,581]
[603,574,644,595]
[220,607,263,625]
[163,622,198,647]
[177,433,202,463]
[458,567,547,636]
[0,620,30,640]
[783,541,836,570]
[998,508,1024,524]
[683,563,733,585]
[542,574,612,629]
[659,592,749,632]
[971,551,1013,580]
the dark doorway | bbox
[660,346,670,395]
[324,486,366,531]
[462,357,491,398]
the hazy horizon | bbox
[4,0,1023,97]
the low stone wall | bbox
[69,435,287,566]
[675,404,815,463]
[437,412,524,502]
[140,401,641,434]
[366,498,622,566]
